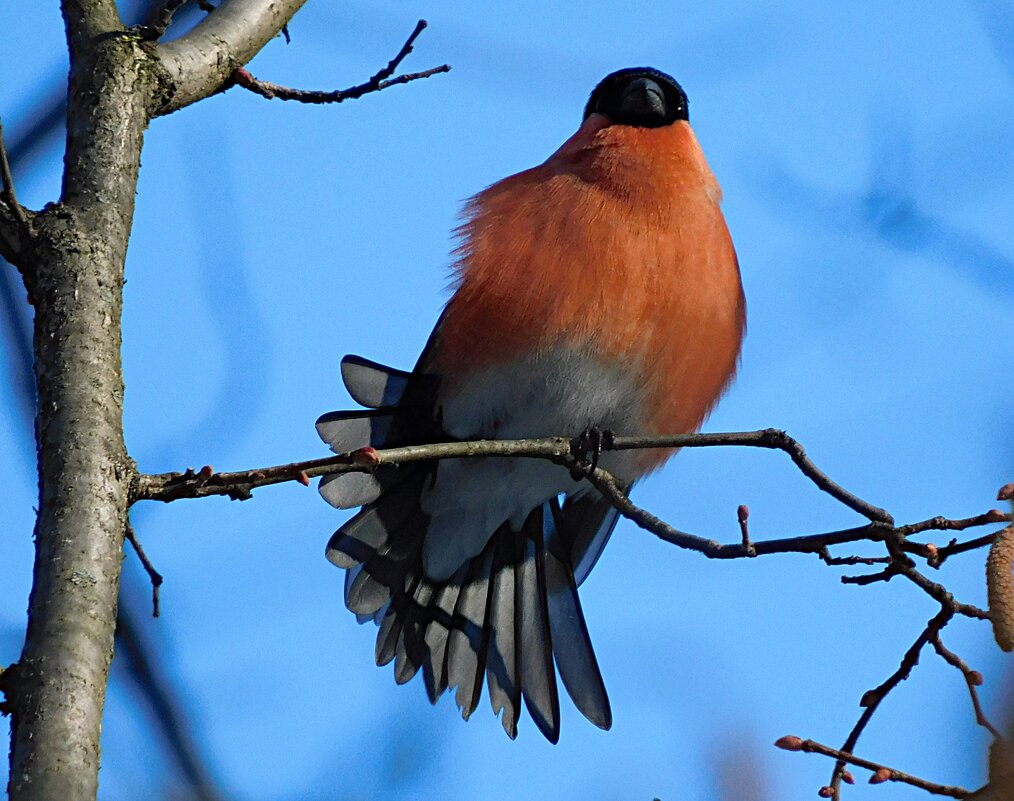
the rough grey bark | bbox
[1,1,306,798]
[156,0,309,115]
[10,218,133,800]
[6,7,153,798]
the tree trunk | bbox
[6,19,152,800]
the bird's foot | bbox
[569,427,614,481]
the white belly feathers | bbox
[420,346,648,580]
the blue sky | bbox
[2,1,1014,799]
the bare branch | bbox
[135,0,190,40]
[0,119,27,226]
[232,63,451,104]
[612,429,893,523]
[935,530,1002,564]
[903,509,1009,539]
[0,119,34,271]
[930,634,1003,740]
[230,19,451,104]
[134,437,575,501]
[775,736,970,798]
[897,565,989,619]
[131,429,1006,577]
[123,522,163,618]
[154,0,309,116]
[825,608,954,798]
[133,428,894,522]
[131,427,1001,795]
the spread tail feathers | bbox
[317,355,619,740]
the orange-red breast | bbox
[316,67,745,742]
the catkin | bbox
[987,496,1014,652]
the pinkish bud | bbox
[774,736,803,751]
[870,767,892,784]
[352,446,381,467]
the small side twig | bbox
[737,504,755,555]
[607,429,892,523]
[124,522,163,618]
[841,562,988,619]
[775,736,970,798]
[232,19,451,104]
[820,549,890,567]
[930,633,1003,740]
[822,607,954,799]
[135,0,190,40]
[0,118,28,225]
[0,116,35,278]
[841,564,899,586]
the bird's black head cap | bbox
[583,67,688,128]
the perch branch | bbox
[131,430,1007,799]
[132,430,1006,582]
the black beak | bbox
[619,77,667,119]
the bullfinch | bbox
[316,66,745,742]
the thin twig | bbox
[936,531,1001,564]
[820,550,891,567]
[233,65,451,103]
[841,565,899,586]
[839,563,987,619]
[775,736,970,798]
[136,0,190,40]
[897,564,989,619]
[124,522,163,618]
[610,429,892,523]
[737,504,755,555]
[232,19,451,104]
[0,119,28,225]
[902,509,1010,538]
[824,608,954,799]
[930,634,1003,739]
[368,18,430,84]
